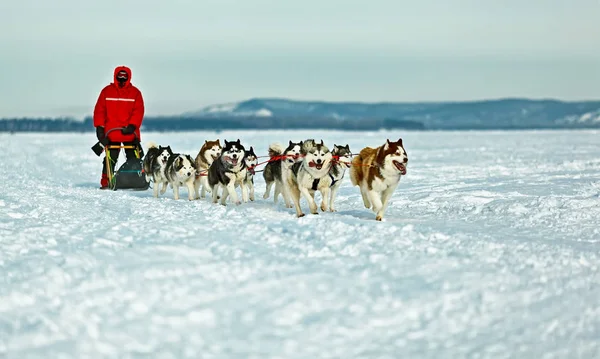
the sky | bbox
[0,0,599,118]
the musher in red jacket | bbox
[93,66,145,189]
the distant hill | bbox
[184,98,600,129]
[1,98,599,132]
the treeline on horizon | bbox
[0,114,596,132]
[0,115,426,132]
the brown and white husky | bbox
[193,139,222,199]
[350,138,408,221]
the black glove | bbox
[96,126,109,145]
[121,124,136,135]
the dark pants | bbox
[102,141,138,175]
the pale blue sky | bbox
[1,0,599,118]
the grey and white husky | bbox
[164,153,197,200]
[143,142,174,198]
[241,146,258,201]
[320,144,352,212]
[263,140,303,208]
[208,139,248,206]
[286,139,334,217]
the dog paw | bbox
[297,213,305,218]
[263,193,269,199]
[375,215,382,221]
[330,208,337,212]
[236,201,242,206]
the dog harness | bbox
[311,178,320,191]
[311,173,343,191]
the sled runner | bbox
[91,128,149,191]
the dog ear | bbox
[397,138,403,146]
[289,140,293,146]
[224,140,229,146]
[250,146,254,152]
[205,140,208,143]
[236,139,241,144]
[320,139,324,146]
[345,144,350,150]
[175,156,182,170]
[384,140,390,151]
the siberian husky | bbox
[142,142,173,198]
[262,140,303,208]
[242,146,258,201]
[208,139,248,206]
[320,144,352,212]
[350,138,408,221]
[193,139,222,199]
[286,139,334,217]
[165,153,197,200]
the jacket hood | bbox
[113,66,132,87]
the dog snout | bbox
[403,157,408,163]
[187,172,191,177]
[232,154,238,159]
[316,159,322,164]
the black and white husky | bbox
[286,139,334,217]
[263,140,303,207]
[143,142,173,198]
[321,144,352,212]
[208,139,248,206]
[165,153,197,200]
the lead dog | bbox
[349,138,408,221]
[286,139,334,217]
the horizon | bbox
[1,96,600,120]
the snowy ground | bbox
[1,129,599,359]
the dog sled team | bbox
[142,137,408,221]
[92,65,409,220]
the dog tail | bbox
[349,154,361,186]
[142,141,158,176]
[268,143,284,157]
[301,139,317,154]
[146,141,158,151]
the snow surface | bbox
[1,129,600,359]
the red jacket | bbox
[93,66,145,143]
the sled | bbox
[92,127,150,191]
[105,144,149,191]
